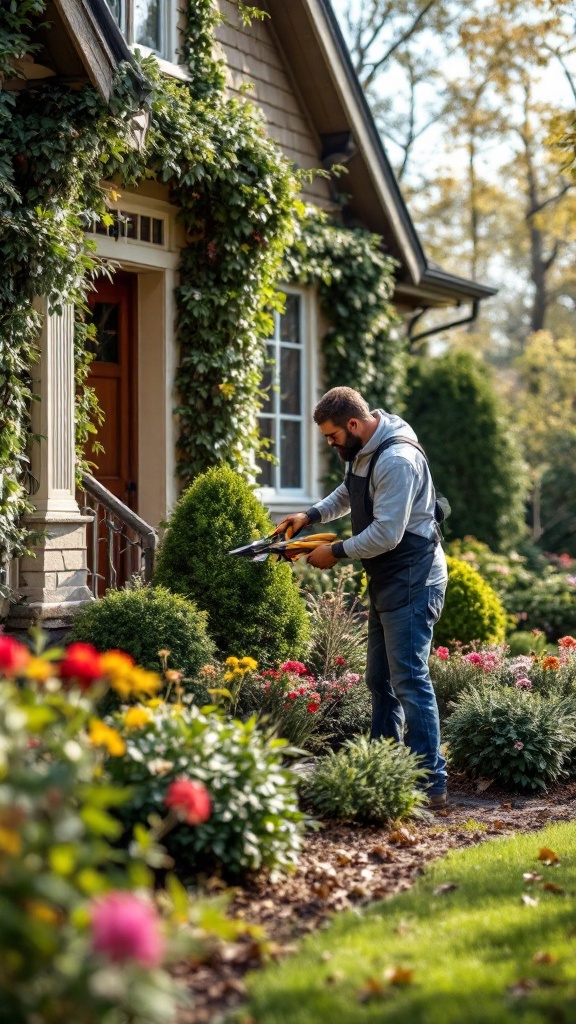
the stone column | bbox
[8,302,94,633]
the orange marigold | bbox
[542,656,560,670]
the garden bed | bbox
[174,775,576,1023]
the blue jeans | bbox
[365,583,447,794]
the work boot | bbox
[428,791,448,810]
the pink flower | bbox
[280,661,309,676]
[90,892,164,967]
[558,636,576,650]
[463,652,483,666]
[0,635,30,676]
[335,656,346,667]
[435,646,450,661]
[515,677,532,689]
[164,779,211,825]
[514,741,524,750]
[344,672,360,684]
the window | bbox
[92,210,166,247]
[257,292,307,495]
[106,0,168,57]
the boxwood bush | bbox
[69,583,215,691]
[434,556,507,647]
[109,701,305,879]
[444,686,576,791]
[302,736,426,823]
[153,465,310,666]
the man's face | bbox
[319,419,363,462]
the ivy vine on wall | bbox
[0,0,402,579]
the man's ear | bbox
[347,418,358,433]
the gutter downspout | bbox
[408,299,480,350]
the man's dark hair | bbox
[313,387,371,427]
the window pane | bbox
[260,345,275,407]
[140,215,151,242]
[152,218,164,245]
[280,420,301,489]
[280,347,301,414]
[257,418,275,487]
[280,294,301,344]
[88,303,120,363]
[106,0,123,27]
[134,0,161,51]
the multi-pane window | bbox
[106,0,167,57]
[258,293,305,493]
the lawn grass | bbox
[241,823,576,1024]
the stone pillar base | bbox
[7,515,94,635]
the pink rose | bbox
[164,779,211,825]
[514,740,524,750]
[434,646,450,661]
[463,652,483,666]
[90,892,164,967]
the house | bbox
[3,0,495,631]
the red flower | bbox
[307,702,320,714]
[164,779,211,825]
[0,634,30,677]
[558,636,576,650]
[287,690,298,700]
[434,646,450,661]
[280,661,309,676]
[59,643,103,690]
[335,656,346,666]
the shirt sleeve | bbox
[306,481,351,524]
[341,456,425,561]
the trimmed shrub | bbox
[302,736,426,823]
[109,701,305,879]
[444,686,576,791]
[434,556,507,647]
[69,582,215,688]
[153,465,310,666]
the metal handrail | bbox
[79,472,157,597]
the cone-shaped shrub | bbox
[434,556,507,647]
[153,465,310,665]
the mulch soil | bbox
[174,775,576,1023]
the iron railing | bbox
[79,473,157,597]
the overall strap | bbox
[363,436,429,517]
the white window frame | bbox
[256,286,320,511]
[106,0,175,63]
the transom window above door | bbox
[106,0,169,57]
[258,292,307,495]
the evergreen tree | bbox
[404,350,527,550]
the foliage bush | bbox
[153,465,310,665]
[404,350,527,550]
[0,634,236,1024]
[69,582,215,694]
[434,556,507,646]
[446,536,576,641]
[108,700,305,879]
[444,686,576,791]
[302,736,426,823]
[304,567,367,679]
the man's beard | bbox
[335,430,363,462]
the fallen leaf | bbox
[476,778,494,792]
[533,951,557,964]
[334,848,353,865]
[508,978,538,998]
[523,872,543,884]
[357,976,387,1002]
[538,847,560,865]
[500,802,512,810]
[434,882,459,896]
[522,894,539,907]
[490,820,506,830]
[389,827,418,846]
[543,882,564,894]
[369,844,392,861]
[383,965,415,986]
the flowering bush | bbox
[107,699,305,879]
[304,567,368,679]
[0,634,242,1023]
[302,736,427,824]
[234,660,370,750]
[444,685,576,791]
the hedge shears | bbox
[228,526,337,563]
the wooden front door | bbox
[87,273,138,508]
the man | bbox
[278,386,448,807]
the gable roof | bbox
[264,0,496,310]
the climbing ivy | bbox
[0,0,401,576]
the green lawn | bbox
[241,823,576,1024]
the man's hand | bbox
[306,544,339,570]
[275,512,309,539]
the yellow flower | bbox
[100,650,134,679]
[225,657,239,668]
[123,706,152,731]
[0,827,22,857]
[218,383,236,399]
[146,698,163,709]
[223,671,235,682]
[27,901,59,925]
[88,720,126,757]
[26,657,53,683]
[129,667,162,697]
[238,657,258,672]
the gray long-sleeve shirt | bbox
[309,410,447,586]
